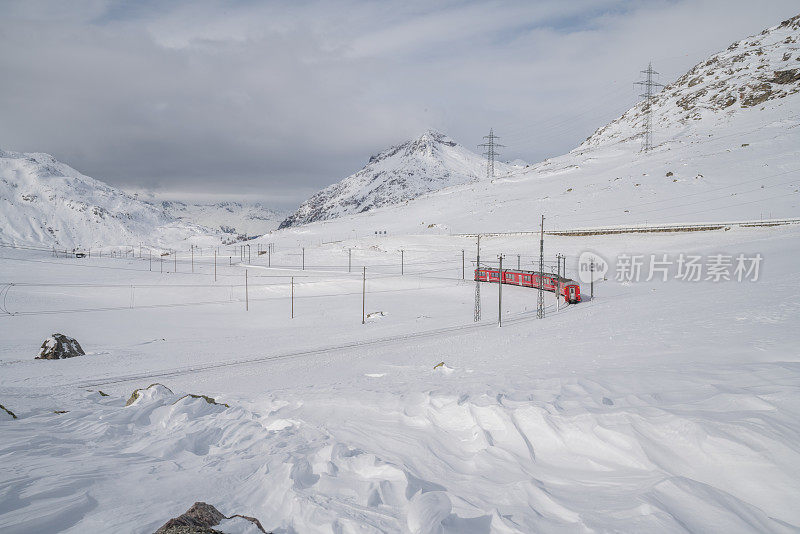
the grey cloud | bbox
[0,0,797,208]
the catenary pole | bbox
[474,235,481,322]
[245,269,249,311]
[362,266,366,324]
[498,254,504,327]
[537,216,545,319]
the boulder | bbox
[36,333,85,360]
[154,502,267,534]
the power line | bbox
[634,62,664,152]
[478,129,506,179]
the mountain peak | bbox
[279,131,509,228]
[415,129,450,143]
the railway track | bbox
[73,302,568,389]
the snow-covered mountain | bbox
[583,14,800,149]
[279,130,521,228]
[275,15,799,239]
[157,200,285,238]
[0,150,214,249]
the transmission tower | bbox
[634,62,664,152]
[477,129,505,179]
[537,215,545,319]
[474,235,481,322]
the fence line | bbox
[452,217,800,238]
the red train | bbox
[475,268,581,303]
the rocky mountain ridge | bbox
[279,130,521,228]
[582,13,800,149]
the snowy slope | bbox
[0,150,216,249]
[272,18,800,241]
[279,130,521,228]
[2,224,800,533]
[157,200,285,238]
[583,14,800,149]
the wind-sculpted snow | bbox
[279,130,521,228]
[2,362,799,533]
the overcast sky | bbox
[1,0,797,208]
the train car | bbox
[475,267,581,303]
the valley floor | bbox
[1,225,799,533]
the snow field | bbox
[2,224,800,532]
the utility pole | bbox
[474,235,481,322]
[517,254,520,270]
[245,269,249,311]
[635,62,664,153]
[498,254,504,327]
[462,249,465,280]
[268,244,271,267]
[174,250,177,272]
[247,244,251,264]
[291,276,294,318]
[149,250,151,271]
[302,247,305,270]
[160,254,163,274]
[401,249,404,275]
[553,266,560,312]
[590,260,595,300]
[214,250,217,282]
[537,216,545,319]
[478,129,505,179]
[362,266,366,325]
[348,248,352,273]
[191,245,194,273]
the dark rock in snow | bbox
[126,383,174,406]
[1,403,18,420]
[36,333,85,360]
[174,394,230,407]
[154,502,268,534]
